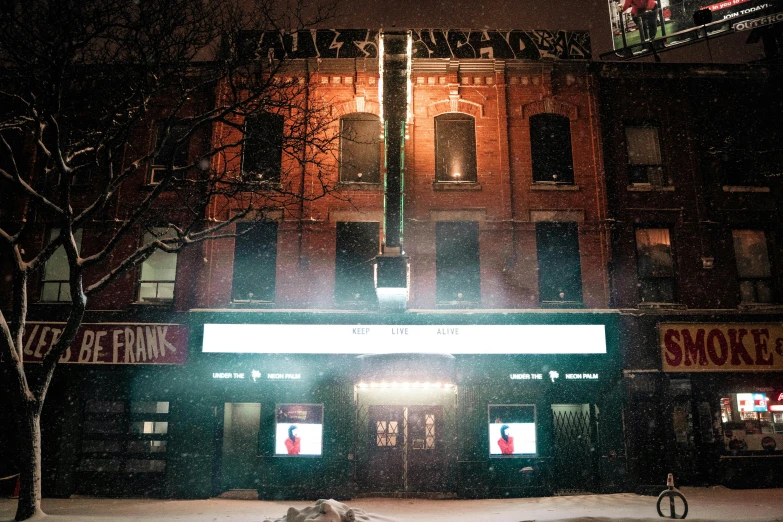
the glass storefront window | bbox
[79,399,170,474]
[720,393,782,454]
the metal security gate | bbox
[551,404,598,493]
[356,405,449,493]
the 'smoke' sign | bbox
[22,322,188,365]
[661,323,783,372]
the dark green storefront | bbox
[171,310,625,500]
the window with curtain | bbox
[41,228,84,302]
[635,228,676,303]
[339,113,381,184]
[530,113,574,184]
[625,125,666,186]
[732,230,774,303]
[435,114,477,183]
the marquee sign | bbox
[22,322,188,365]
[202,324,607,355]
[660,323,783,372]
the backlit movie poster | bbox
[275,404,324,457]
[488,405,537,457]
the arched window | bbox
[340,113,381,183]
[530,113,574,184]
[435,113,477,183]
[242,112,284,183]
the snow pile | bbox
[263,499,397,522]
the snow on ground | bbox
[2,487,783,522]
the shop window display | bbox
[720,393,783,454]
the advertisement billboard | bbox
[608,0,780,52]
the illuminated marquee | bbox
[202,324,607,355]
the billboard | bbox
[608,0,780,52]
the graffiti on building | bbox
[237,29,591,61]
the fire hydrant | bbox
[656,473,688,519]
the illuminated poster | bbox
[488,405,537,457]
[275,404,323,456]
[608,0,778,51]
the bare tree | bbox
[0,0,341,519]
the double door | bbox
[359,405,447,493]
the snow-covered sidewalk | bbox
[2,487,783,522]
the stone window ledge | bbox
[433,182,482,191]
[627,184,675,192]
[722,185,771,193]
[531,183,580,191]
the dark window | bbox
[625,125,667,186]
[151,124,190,184]
[335,222,379,305]
[435,114,477,183]
[536,222,583,304]
[530,113,574,184]
[231,221,278,302]
[0,129,27,179]
[64,122,99,186]
[436,221,480,304]
[732,230,774,303]
[340,113,380,183]
[243,113,283,183]
[635,228,676,303]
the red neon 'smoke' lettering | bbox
[664,327,772,368]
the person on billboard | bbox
[498,424,515,455]
[617,0,660,42]
[285,425,301,455]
